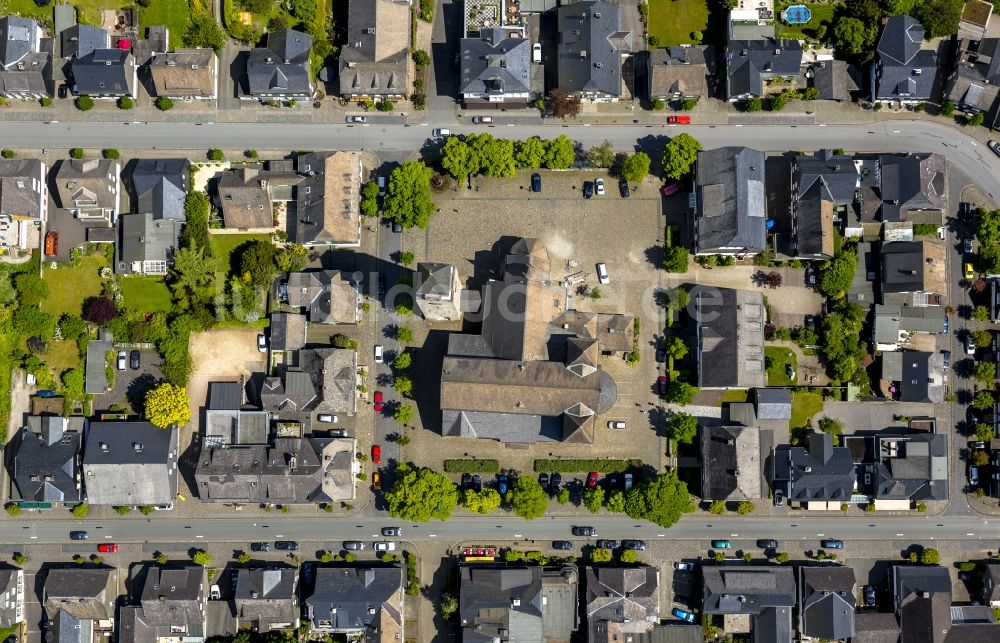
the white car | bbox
[966,335,977,355]
[433,128,451,137]
[989,140,1000,157]
[595,178,605,195]
[116,351,127,370]
[317,414,338,423]
[607,420,626,429]
[472,116,493,124]
[596,263,609,285]
[373,541,397,552]
[374,344,384,363]
[674,561,695,571]
[347,115,367,123]
[257,334,267,353]
[210,585,221,600]
[532,43,542,63]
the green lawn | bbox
[774,2,835,39]
[45,340,83,380]
[765,346,797,386]
[211,233,272,278]
[120,276,173,313]
[137,0,191,49]
[41,254,108,318]
[715,389,750,406]
[3,0,128,28]
[648,0,709,46]
[790,391,824,429]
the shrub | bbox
[155,96,174,111]
[154,551,168,564]
[533,459,640,473]
[651,98,665,110]
[71,503,89,518]
[916,502,927,513]
[69,147,84,159]
[75,96,94,111]
[708,500,726,515]
[117,96,133,109]
[968,112,985,127]
[191,550,212,566]
[344,552,356,563]
[0,149,12,159]
[444,459,500,473]
[102,148,119,160]
[940,100,955,117]
[12,553,25,565]
[4,503,20,517]
[647,35,661,47]
[207,149,224,161]
[736,501,754,515]
[40,97,52,107]
[680,98,697,110]
[556,488,570,504]
[245,149,258,159]
[745,97,762,112]
[775,552,790,563]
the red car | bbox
[373,391,383,412]
[657,375,668,395]
[97,543,118,553]
[662,182,681,197]
[586,472,599,489]
[667,115,691,124]
[372,444,381,464]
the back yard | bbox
[137,0,190,49]
[765,346,797,386]
[647,0,709,46]
[774,1,835,39]
[40,252,108,318]
[120,276,173,313]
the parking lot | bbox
[95,348,163,414]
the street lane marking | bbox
[430,534,437,538]
[515,534,522,538]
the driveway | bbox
[187,328,266,421]
[95,349,164,414]
[667,264,823,316]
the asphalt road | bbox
[18,120,1000,197]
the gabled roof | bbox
[286,270,358,324]
[459,30,531,96]
[298,347,358,414]
[235,566,298,631]
[725,38,803,98]
[799,566,856,640]
[247,29,313,96]
[194,438,325,503]
[873,433,948,500]
[131,158,190,221]
[702,566,796,615]
[701,425,761,500]
[649,46,712,98]
[880,350,945,403]
[810,60,860,100]
[269,312,307,352]
[877,154,947,221]
[694,287,766,388]
[0,567,20,628]
[61,25,108,59]
[754,388,792,420]
[556,0,631,96]
[44,567,116,629]
[0,16,38,68]
[854,612,900,643]
[893,565,952,643]
[81,421,178,505]
[54,158,120,215]
[118,212,181,269]
[585,566,659,642]
[694,147,767,253]
[12,416,83,503]
[71,48,133,96]
[149,49,217,98]
[337,0,409,96]
[129,565,205,635]
[292,151,362,247]
[260,372,317,412]
[877,15,926,66]
[0,158,45,220]
[873,16,937,100]
[772,432,855,502]
[304,565,403,634]
[881,241,947,297]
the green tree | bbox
[920,547,940,565]
[69,147,84,159]
[102,148,119,160]
[235,239,278,287]
[623,472,689,528]
[184,12,226,51]
[155,96,174,111]
[289,0,316,21]
[968,112,986,127]
[973,390,995,411]
[360,181,380,217]
[460,488,502,514]
[208,148,224,161]
[605,491,625,513]
[744,97,763,112]
[583,487,605,513]
[514,137,546,168]
[819,248,858,297]
[662,133,702,180]
[394,352,412,370]
[708,500,726,515]
[0,272,15,306]
[181,192,211,251]
[4,504,20,517]
[543,135,576,169]
[619,152,651,183]
[384,161,436,229]
[667,412,699,444]
[818,417,844,446]
[775,552,790,563]
[821,302,867,384]
[170,246,215,296]
[144,383,191,428]
[664,381,697,404]
[976,422,995,442]
[411,49,431,67]
[769,92,787,112]
[71,503,89,518]
[468,134,516,177]
[237,551,251,564]
[439,592,459,621]
[154,551,168,565]
[14,305,55,340]
[190,549,212,566]
[620,549,639,563]
[590,547,613,563]
[832,17,875,57]
[385,463,459,521]
[14,272,48,306]
[61,369,85,396]
[973,306,991,322]
[973,329,992,347]
[651,98,665,110]
[665,336,688,360]
[393,403,414,424]
[440,136,479,182]
[396,326,413,343]
[940,100,956,117]
[663,246,689,272]
[508,476,550,520]
[736,500,755,515]
[393,375,413,397]
[586,140,616,168]
[914,0,964,38]
[74,96,94,111]
[974,361,996,385]
[802,87,819,100]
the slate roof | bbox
[694,287,766,388]
[130,158,190,221]
[772,432,855,502]
[292,151,362,247]
[84,331,114,395]
[983,564,1000,605]
[54,158,120,218]
[247,29,313,97]
[304,565,403,636]
[893,565,952,643]
[234,567,298,632]
[0,16,48,95]
[649,46,711,99]
[459,564,578,643]
[216,166,275,229]
[872,15,938,101]
[809,59,860,101]
[459,29,531,98]
[694,147,767,254]
[71,48,133,96]
[701,425,761,500]
[0,16,38,67]
[873,433,948,500]
[791,149,861,258]
[61,25,108,59]
[799,566,856,641]
[877,154,947,221]
[725,38,803,98]
[44,567,116,634]
[260,372,317,412]
[194,437,326,503]
[0,158,45,221]
[556,0,631,97]
[338,0,410,97]
[298,347,358,414]
[754,388,792,420]
[874,304,946,346]
[854,612,901,643]
[0,567,21,628]
[286,270,358,324]
[585,566,659,643]
[270,312,307,352]
[702,566,796,616]
[881,241,947,298]
[149,48,217,98]
[82,421,178,506]
[946,38,1000,122]
[117,212,181,274]
[118,565,206,642]
[881,350,945,403]
[12,416,83,503]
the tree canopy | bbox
[820,302,867,384]
[619,152,651,183]
[460,488,502,514]
[234,240,278,287]
[543,135,576,169]
[819,246,857,298]
[914,0,964,38]
[144,383,191,428]
[383,161,436,229]
[666,412,699,444]
[385,463,458,521]
[623,471,690,528]
[440,136,480,183]
[508,476,550,520]
[662,134,702,180]
[184,12,226,51]
[514,137,546,168]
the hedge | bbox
[534,459,642,473]
[443,459,500,473]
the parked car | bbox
[347,115,367,123]
[965,262,976,280]
[317,414,338,423]
[595,178,605,196]
[618,178,630,198]
[596,540,620,550]
[583,181,594,199]
[656,346,667,362]
[596,263,609,284]
[571,526,596,537]
[942,350,951,368]
[552,541,573,550]
[392,221,403,233]
[967,335,977,355]
[820,539,844,549]
[210,585,221,600]
[129,350,140,370]
[666,115,691,125]
[58,84,68,99]
[943,316,949,335]
[672,608,696,623]
[531,173,542,193]
[621,539,646,550]
[372,444,381,464]
[624,473,633,490]
[586,472,599,489]
[970,465,980,486]
[864,585,876,607]
[116,351,127,371]
[257,334,267,352]
[36,390,56,398]
[382,527,402,537]
[97,543,118,553]
[153,502,173,511]
[432,128,451,137]
[472,116,493,124]
[461,473,472,489]
[657,375,668,395]
[374,344,384,363]
[548,472,561,494]
[756,539,779,549]
[774,489,784,507]
[538,472,549,489]
[472,475,482,492]
[250,542,270,552]
[674,561,695,571]
[377,273,386,297]
[989,140,1000,157]
[275,541,299,551]
[374,542,396,551]
[343,541,365,550]
[44,229,58,256]
[805,267,817,286]
[965,239,974,254]
[531,42,542,62]
[711,540,732,549]
[373,391,383,412]
[372,471,381,491]
[607,420,626,429]
[497,474,508,495]
[662,182,681,197]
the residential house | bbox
[149,48,218,99]
[648,45,711,102]
[130,158,190,222]
[0,567,23,629]
[71,48,135,98]
[772,432,855,507]
[245,29,313,100]
[789,149,861,260]
[798,566,856,641]
[945,38,1000,127]
[870,433,948,502]
[61,24,109,60]
[458,563,579,641]
[585,566,665,641]
[693,287,766,389]
[43,567,117,643]
[701,425,762,501]
[806,59,860,101]
[81,421,178,506]
[304,565,404,639]
[118,565,207,642]
[0,16,51,99]
[53,158,121,222]
[871,15,938,104]
[880,241,948,306]
[116,212,181,275]
[440,239,620,444]
[724,38,803,100]
[754,388,792,426]
[459,29,531,107]
[291,151,362,247]
[701,566,796,641]
[338,0,410,101]
[234,566,299,632]
[0,158,46,251]
[10,415,83,504]
[870,153,948,222]
[892,566,953,643]
[692,147,767,256]
[286,270,359,324]
[216,162,301,229]
[854,612,901,643]
[414,262,463,321]
[269,312,308,353]
[260,347,358,416]
[959,0,993,40]
[556,1,632,101]
[201,381,269,446]
[983,564,1000,607]
[873,304,947,351]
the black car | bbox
[538,472,549,489]
[275,541,299,551]
[377,273,386,297]
[864,585,876,607]
[392,222,403,233]
[531,173,542,193]
[129,350,140,370]
[583,181,594,199]
[382,527,402,537]
[756,539,779,549]
[820,539,844,549]
[618,179,630,198]
[941,350,951,369]
[69,530,88,540]
[805,268,817,286]
[968,408,981,426]
[472,474,482,492]
[250,542,270,552]
[58,84,68,99]
[804,315,815,330]
[596,539,620,550]
[549,472,561,494]
[656,347,666,363]
[461,473,472,489]
[552,541,573,550]
[571,526,596,537]
[621,539,646,551]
